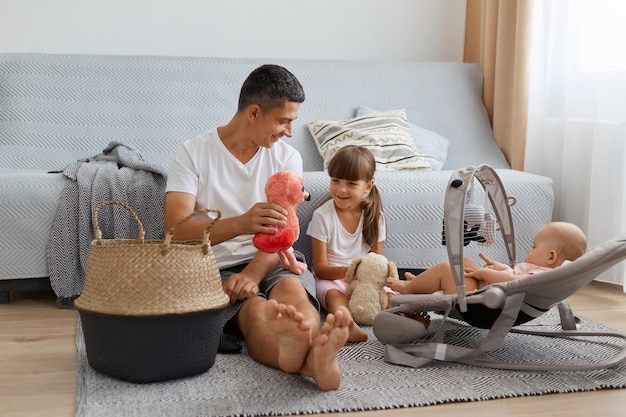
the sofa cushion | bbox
[0,55,510,172]
[307,109,431,171]
[355,106,449,170]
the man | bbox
[164,64,349,391]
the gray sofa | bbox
[0,53,554,304]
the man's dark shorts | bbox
[220,251,319,336]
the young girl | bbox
[306,145,387,342]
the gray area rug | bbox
[75,308,626,417]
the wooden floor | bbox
[1,281,625,417]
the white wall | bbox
[0,0,466,62]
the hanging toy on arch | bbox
[441,174,498,247]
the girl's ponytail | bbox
[361,184,385,247]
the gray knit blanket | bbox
[46,142,167,308]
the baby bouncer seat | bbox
[373,164,626,371]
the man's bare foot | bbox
[265,299,313,373]
[348,319,368,343]
[301,306,350,391]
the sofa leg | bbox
[0,278,53,304]
[397,269,426,279]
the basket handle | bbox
[93,200,145,243]
[162,208,222,255]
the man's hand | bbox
[222,272,260,305]
[222,251,280,304]
[238,202,288,235]
[164,192,288,244]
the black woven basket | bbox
[78,308,225,383]
[75,201,229,383]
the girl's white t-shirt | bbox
[306,199,386,266]
[166,128,302,268]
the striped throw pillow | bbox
[307,109,431,171]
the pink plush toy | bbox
[253,170,310,274]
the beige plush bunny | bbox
[344,252,398,326]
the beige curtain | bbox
[463,0,533,170]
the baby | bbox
[387,222,587,295]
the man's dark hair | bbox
[238,64,305,112]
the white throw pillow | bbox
[307,109,431,171]
[356,106,449,170]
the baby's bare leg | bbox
[386,263,452,294]
[386,274,411,294]
[440,257,480,294]
[387,258,481,295]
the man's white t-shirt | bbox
[166,128,302,268]
[306,199,386,266]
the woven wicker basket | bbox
[75,201,229,383]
